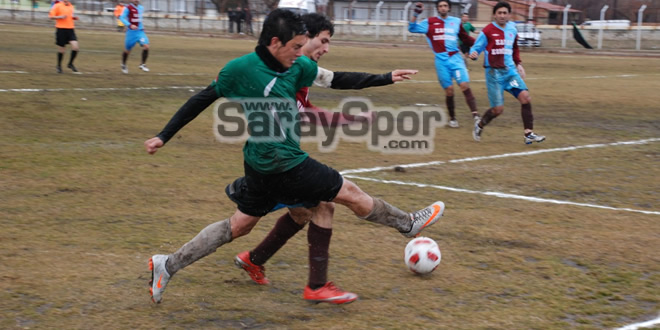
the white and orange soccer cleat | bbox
[149,254,171,303]
[401,201,445,238]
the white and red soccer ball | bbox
[404,237,441,274]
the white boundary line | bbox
[0,86,206,93]
[0,71,210,76]
[617,314,660,330]
[341,138,660,215]
[341,138,660,174]
[344,175,660,215]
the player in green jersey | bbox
[144,9,445,305]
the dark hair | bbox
[435,0,451,9]
[258,9,308,47]
[493,1,511,14]
[302,13,334,38]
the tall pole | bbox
[561,4,571,48]
[528,3,535,22]
[376,1,384,40]
[597,5,609,50]
[636,5,647,50]
[403,1,412,41]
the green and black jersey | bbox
[211,52,318,174]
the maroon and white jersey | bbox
[470,21,521,69]
[119,3,144,29]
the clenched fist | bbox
[414,2,424,14]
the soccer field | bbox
[1,23,659,329]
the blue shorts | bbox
[434,53,470,89]
[485,67,528,107]
[124,29,149,50]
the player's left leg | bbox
[67,38,79,73]
[504,74,545,144]
[138,32,150,72]
[515,90,545,144]
[121,31,138,74]
[302,203,357,304]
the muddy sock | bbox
[165,219,233,275]
[446,95,455,120]
[463,88,478,115]
[360,197,411,232]
[250,213,304,266]
[307,222,332,290]
[521,103,533,130]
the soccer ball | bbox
[404,237,441,274]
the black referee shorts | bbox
[225,157,344,217]
[55,28,77,47]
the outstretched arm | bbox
[145,85,219,154]
[469,31,487,60]
[326,69,417,89]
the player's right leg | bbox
[435,60,456,126]
[55,30,66,73]
[474,68,505,141]
[121,32,137,74]
[149,210,260,303]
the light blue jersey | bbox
[470,21,527,107]
[120,3,149,50]
[409,16,472,89]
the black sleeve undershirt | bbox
[330,72,393,90]
[155,84,219,144]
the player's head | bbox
[259,9,309,68]
[436,0,450,16]
[302,13,334,62]
[130,0,139,5]
[461,13,469,22]
[493,1,511,26]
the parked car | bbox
[515,22,542,47]
[581,20,631,29]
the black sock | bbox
[141,49,149,65]
[480,107,500,127]
[68,50,77,66]
[57,52,63,66]
[122,52,128,64]
[521,103,533,131]
[250,213,304,266]
[307,222,332,290]
[446,95,455,120]
[463,88,478,115]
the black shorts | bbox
[55,28,77,47]
[225,157,343,217]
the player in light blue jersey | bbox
[469,1,545,144]
[119,0,150,73]
[409,0,479,128]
